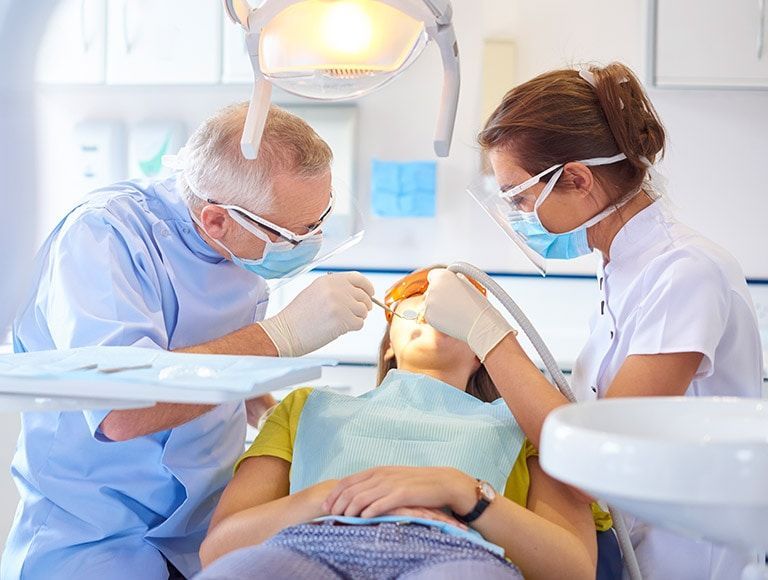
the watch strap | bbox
[452,479,493,524]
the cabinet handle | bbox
[79,0,97,53]
[122,0,138,54]
[759,0,766,59]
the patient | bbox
[196,267,598,579]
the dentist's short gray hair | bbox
[182,102,333,213]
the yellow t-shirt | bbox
[238,387,611,531]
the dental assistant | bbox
[424,63,763,580]
[2,103,374,580]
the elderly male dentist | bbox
[1,103,375,580]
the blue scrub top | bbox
[2,177,269,579]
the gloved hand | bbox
[424,269,515,362]
[258,272,374,357]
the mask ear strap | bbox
[533,166,565,212]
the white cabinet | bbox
[36,0,107,84]
[105,0,222,85]
[653,0,768,88]
[222,15,252,84]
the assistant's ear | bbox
[199,205,232,240]
[562,162,595,198]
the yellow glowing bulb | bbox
[321,1,374,56]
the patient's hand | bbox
[383,507,468,530]
[322,466,477,519]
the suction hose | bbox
[447,262,643,580]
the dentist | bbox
[424,63,763,580]
[2,103,374,579]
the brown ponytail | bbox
[479,62,666,202]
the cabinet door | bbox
[106,0,222,85]
[655,0,768,88]
[36,0,106,84]
[222,15,253,84]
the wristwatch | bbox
[452,479,496,524]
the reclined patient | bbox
[196,267,598,579]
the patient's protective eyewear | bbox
[383,267,486,322]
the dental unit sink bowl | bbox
[540,397,768,552]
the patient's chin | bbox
[400,338,473,368]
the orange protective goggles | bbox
[383,267,487,323]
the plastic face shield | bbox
[467,153,630,275]
[222,0,460,159]
[466,173,549,275]
[383,266,486,322]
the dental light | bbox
[222,0,460,159]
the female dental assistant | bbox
[423,62,763,580]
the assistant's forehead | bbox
[489,149,530,189]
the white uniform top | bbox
[571,200,764,580]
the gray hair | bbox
[182,103,333,213]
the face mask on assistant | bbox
[503,153,630,261]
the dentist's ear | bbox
[199,205,233,240]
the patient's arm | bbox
[326,464,596,580]
[200,455,336,568]
[473,459,596,580]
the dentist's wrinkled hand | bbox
[424,269,515,362]
[258,272,374,357]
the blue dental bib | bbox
[291,370,524,494]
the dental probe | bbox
[371,297,418,321]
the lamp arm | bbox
[433,22,460,157]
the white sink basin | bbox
[540,397,768,552]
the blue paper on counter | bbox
[0,346,336,394]
[371,160,436,217]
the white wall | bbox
[3,0,768,551]
[33,0,768,278]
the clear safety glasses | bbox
[500,163,563,206]
[383,266,486,323]
[211,191,335,245]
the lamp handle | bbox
[433,24,460,158]
[241,76,272,159]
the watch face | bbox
[479,481,496,502]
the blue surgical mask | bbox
[192,210,323,280]
[510,213,591,260]
[506,153,631,260]
[228,234,323,279]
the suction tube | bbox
[446,262,643,580]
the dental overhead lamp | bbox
[222,0,460,159]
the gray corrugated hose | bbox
[447,262,643,580]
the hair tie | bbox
[578,68,597,88]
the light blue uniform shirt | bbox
[2,177,269,579]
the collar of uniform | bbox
[155,175,224,263]
[603,199,672,278]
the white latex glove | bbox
[258,272,375,357]
[424,269,515,362]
